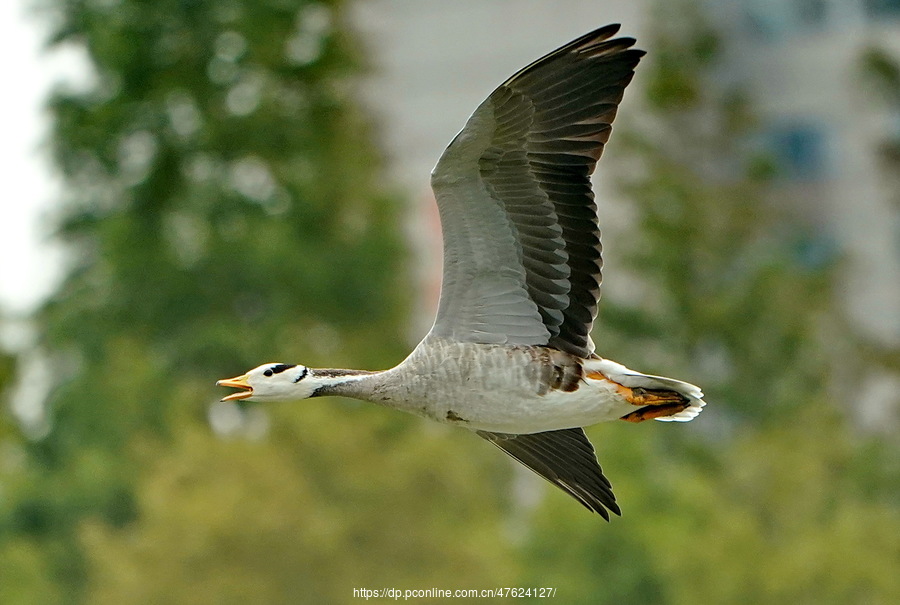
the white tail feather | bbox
[590,358,706,422]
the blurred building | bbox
[713,0,900,347]
[354,0,900,421]
[713,0,900,426]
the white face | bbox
[217,363,314,402]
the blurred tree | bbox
[0,0,516,602]
[861,47,900,108]
[861,46,900,214]
[516,4,900,604]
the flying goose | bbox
[218,24,705,519]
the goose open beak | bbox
[216,375,253,401]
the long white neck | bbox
[307,368,388,400]
[299,361,423,415]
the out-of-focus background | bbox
[1,0,898,603]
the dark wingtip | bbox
[502,23,642,86]
[477,428,622,520]
[591,23,621,38]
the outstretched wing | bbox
[477,427,620,519]
[429,25,644,357]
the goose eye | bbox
[263,369,273,377]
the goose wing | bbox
[477,428,620,519]
[429,25,644,357]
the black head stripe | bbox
[293,367,309,383]
[270,363,296,375]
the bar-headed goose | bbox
[218,24,705,519]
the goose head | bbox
[217,363,314,402]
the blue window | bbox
[797,0,828,26]
[740,0,831,41]
[768,122,829,181]
[866,0,900,18]
[791,231,838,270]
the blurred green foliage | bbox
[0,1,897,604]
[861,44,900,204]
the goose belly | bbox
[430,381,636,434]
[388,340,635,434]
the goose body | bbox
[313,337,702,434]
[218,25,706,518]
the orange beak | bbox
[216,374,253,401]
